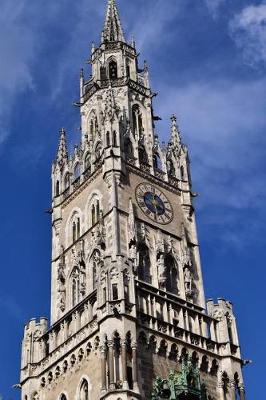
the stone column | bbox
[239,385,246,400]
[121,340,128,389]
[74,310,81,332]
[132,341,139,392]
[100,345,107,392]
[108,340,115,389]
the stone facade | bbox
[20,1,246,399]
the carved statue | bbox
[184,267,193,294]
[57,260,66,312]
[128,199,136,244]
[157,254,166,289]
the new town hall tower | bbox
[20,1,247,399]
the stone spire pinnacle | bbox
[170,115,182,147]
[102,0,125,43]
[56,128,68,164]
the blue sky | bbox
[0,0,265,398]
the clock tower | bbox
[20,1,247,399]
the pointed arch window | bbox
[72,215,81,243]
[180,165,185,181]
[165,255,178,294]
[64,173,70,190]
[89,194,101,228]
[109,60,118,80]
[100,66,107,81]
[138,244,151,283]
[126,60,131,78]
[106,131,111,147]
[234,373,241,400]
[125,138,133,159]
[132,105,143,137]
[113,131,118,147]
[222,372,230,400]
[79,379,89,400]
[72,275,79,307]
[55,180,60,197]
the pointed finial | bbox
[170,114,182,146]
[102,0,125,43]
[91,41,95,54]
[80,68,84,79]
[144,60,148,71]
[56,128,68,164]
[131,35,136,48]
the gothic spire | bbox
[102,0,125,43]
[170,115,182,147]
[56,128,68,164]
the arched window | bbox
[138,244,151,283]
[91,204,96,226]
[100,66,107,81]
[109,60,118,80]
[165,255,178,294]
[138,146,148,165]
[96,200,100,221]
[64,173,70,190]
[55,180,60,197]
[60,394,67,400]
[72,275,79,307]
[79,379,89,400]
[90,195,101,227]
[72,215,81,243]
[74,163,81,180]
[89,113,98,141]
[125,138,133,159]
[222,372,230,400]
[126,61,131,78]
[132,105,143,137]
[234,373,241,399]
[227,314,234,343]
[106,131,111,147]
[93,261,97,290]
[180,165,185,180]
[113,131,117,147]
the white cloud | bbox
[157,78,266,208]
[230,4,266,67]
[205,0,225,17]
[0,0,36,147]
[156,77,266,245]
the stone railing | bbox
[138,311,219,355]
[168,176,180,189]
[21,292,98,381]
[154,168,166,180]
[136,281,220,355]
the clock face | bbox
[135,183,174,225]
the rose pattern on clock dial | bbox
[135,183,174,224]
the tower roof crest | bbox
[56,128,68,164]
[102,0,125,43]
